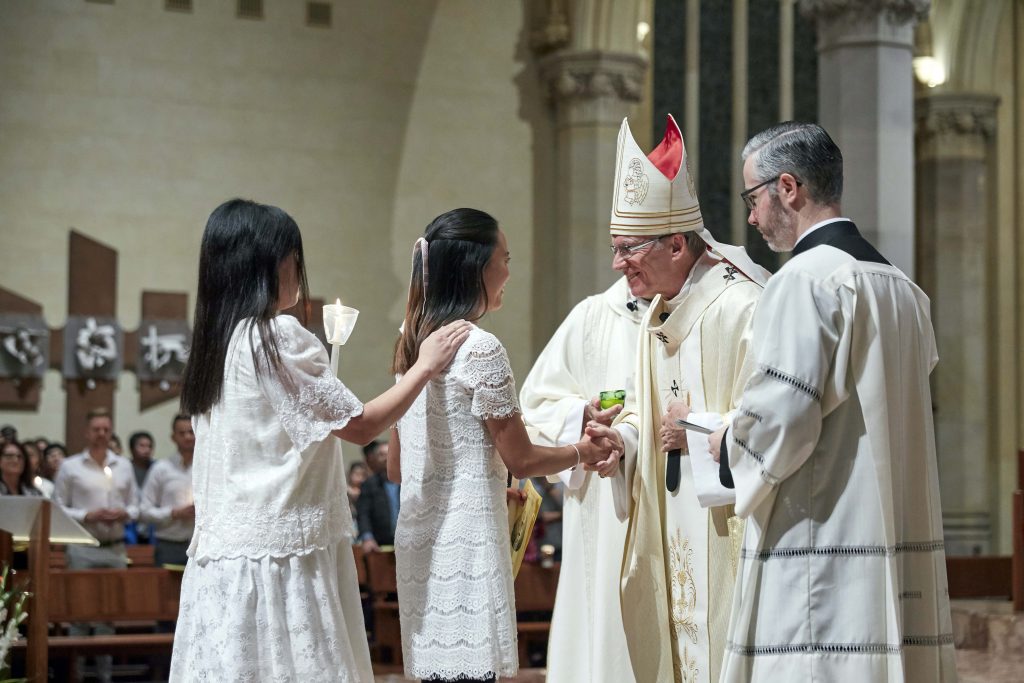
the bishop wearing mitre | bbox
[609,115,770,683]
[521,114,770,682]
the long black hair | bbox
[181,198,310,415]
[391,208,498,375]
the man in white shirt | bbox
[54,407,139,683]
[140,414,195,566]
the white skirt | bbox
[169,539,373,683]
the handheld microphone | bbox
[666,449,681,492]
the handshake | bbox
[573,395,626,478]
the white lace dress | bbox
[169,315,374,683]
[395,327,520,681]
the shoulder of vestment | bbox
[647,259,758,344]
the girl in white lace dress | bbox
[389,209,618,682]
[170,199,470,682]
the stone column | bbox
[536,50,647,317]
[916,93,999,555]
[801,0,929,277]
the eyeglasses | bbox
[609,235,671,260]
[740,175,802,211]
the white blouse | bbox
[188,315,363,561]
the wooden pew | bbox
[48,542,155,571]
[12,566,182,677]
[364,550,402,664]
[514,562,559,667]
[126,543,156,567]
[946,556,1013,599]
[48,566,182,624]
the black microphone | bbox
[667,449,681,492]
[626,299,638,312]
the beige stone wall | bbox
[922,0,1023,554]
[991,1,1024,555]
[0,0,535,467]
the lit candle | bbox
[103,465,113,507]
[322,298,360,377]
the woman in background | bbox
[43,442,67,481]
[22,441,53,497]
[170,198,469,682]
[0,441,43,496]
[347,461,369,537]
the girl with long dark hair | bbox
[170,199,469,682]
[388,208,617,683]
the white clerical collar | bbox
[794,217,851,247]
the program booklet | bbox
[507,478,543,578]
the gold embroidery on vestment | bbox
[728,514,745,575]
[675,642,699,683]
[669,529,699,644]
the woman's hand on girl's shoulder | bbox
[416,320,472,376]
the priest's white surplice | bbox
[519,276,643,683]
[721,244,957,682]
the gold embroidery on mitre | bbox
[675,643,699,683]
[623,158,649,206]
[669,529,699,644]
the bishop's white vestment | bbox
[519,276,644,683]
[616,252,762,683]
[720,221,957,682]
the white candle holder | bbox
[323,300,360,376]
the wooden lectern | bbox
[0,498,96,681]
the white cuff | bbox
[615,423,638,462]
[685,412,734,507]
[610,423,639,520]
[552,400,587,489]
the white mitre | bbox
[610,115,770,286]
[610,114,702,236]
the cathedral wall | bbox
[0,0,534,466]
[991,0,1024,555]
[386,0,536,383]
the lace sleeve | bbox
[260,316,364,452]
[462,332,521,420]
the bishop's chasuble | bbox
[519,276,645,683]
[616,252,762,683]
[720,221,957,682]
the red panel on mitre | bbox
[646,115,682,181]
